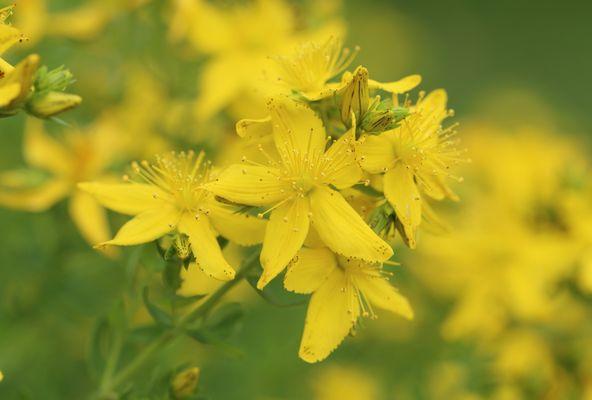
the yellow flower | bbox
[0,6,39,116]
[207,98,393,288]
[14,0,148,44]
[168,0,344,120]
[0,119,116,247]
[80,151,266,281]
[285,245,412,363]
[272,36,358,101]
[357,89,465,246]
[0,53,39,116]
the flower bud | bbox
[361,103,409,133]
[340,66,369,127]
[171,367,200,399]
[26,91,82,118]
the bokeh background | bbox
[1,0,592,399]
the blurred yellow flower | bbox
[168,0,343,120]
[312,365,378,400]
[208,98,392,288]
[357,89,464,247]
[285,244,412,362]
[81,150,266,280]
[0,119,118,247]
[15,0,149,44]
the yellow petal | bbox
[236,116,272,139]
[206,164,289,206]
[268,97,326,170]
[259,197,310,289]
[383,164,421,235]
[178,214,235,281]
[1,54,39,107]
[46,4,111,40]
[284,247,337,294]
[68,190,111,247]
[356,133,394,174]
[78,182,168,216]
[354,272,413,319]
[0,23,21,54]
[207,199,266,246]
[368,74,422,94]
[299,268,358,363]
[0,177,69,211]
[417,88,447,114]
[195,55,246,121]
[101,206,180,247]
[0,82,20,107]
[310,187,393,262]
[24,119,73,175]
[322,124,362,189]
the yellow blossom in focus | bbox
[357,89,465,247]
[285,243,412,362]
[80,151,266,281]
[0,119,119,247]
[207,98,393,289]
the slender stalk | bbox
[93,250,259,399]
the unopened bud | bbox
[173,233,191,260]
[26,91,82,118]
[340,65,369,127]
[171,367,200,399]
[361,103,409,132]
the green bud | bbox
[340,65,369,127]
[26,91,82,118]
[33,65,76,93]
[171,367,200,399]
[361,97,409,132]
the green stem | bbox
[94,250,259,399]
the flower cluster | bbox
[79,33,465,362]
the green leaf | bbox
[142,287,173,327]
[88,317,110,380]
[205,303,244,339]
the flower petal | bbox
[68,190,111,247]
[178,214,235,281]
[0,82,20,107]
[383,164,422,238]
[101,206,180,247]
[284,247,337,294]
[195,55,245,121]
[355,273,413,319]
[78,182,168,216]
[206,164,289,206]
[0,177,69,211]
[299,268,358,363]
[356,133,394,174]
[368,74,422,94]
[323,125,362,189]
[24,119,73,175]
[236,116,272,139]
[0,23,21,54]
[417,88,447,114]
[207,199,266,246]
[310,187,393,262]
[259,197,310,289]
[268,97,326,170]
